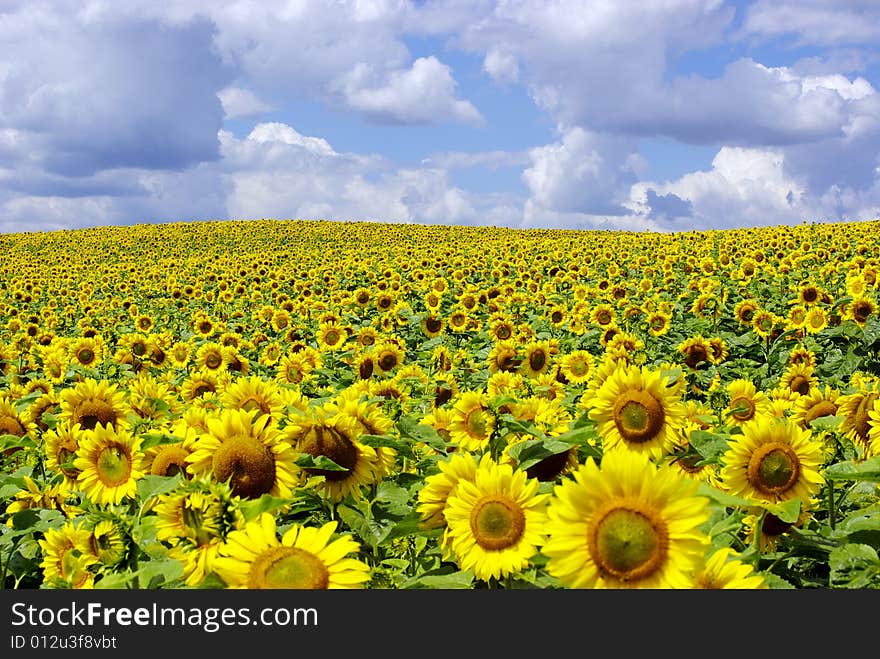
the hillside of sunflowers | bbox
[1,217,880,590]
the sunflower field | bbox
[1,218,880,590]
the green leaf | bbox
[689,429,731,461]
[824,455,880,482]
[136,474,184,501]
[374,481,412,516]
[696,483,754,509]
[829,544,880,589]
[507,438,573,471]
[765,497,801,525]
[833,509,880,548]
[139,433,186,450]
[808,415,844,431]
[401,569,475,589]
[11,509,40,531]
[395,416,448,454]
[239,494,292,521]
[359,433,416,460]
[295,454,348,471]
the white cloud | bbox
[630,145,880,231]
[340,56,482,125]
[218,86,276,119]
[483,48,519,84]
[741,1,880,46]
[522,127,640,215]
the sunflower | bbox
[153,480,245,586]
[837,386,879,450]
[484,374,523,404]
[588,363,687,460]
[58,378,130,433]
[284,407,380,502]
[275,352,315,386]
[778,362,817,399]
[796,282,823,306]
[645,310,671,337]
[590,303,616,328]
[73,423,145,506]
[374,341,405,375]
[43,421,84,492]
[443,454,549,582]
[316,320,348,352]
[734,298,759,325]
[38,521,100,589]
[488,317,516,343]
[724,379,771,426]
[448,391,495,452]
[706,337,729,365]
[865,398,880,457]
[751,309,778,339]
[213,513,371,589]
[187,407,299,500]
[520,339,553,379]
[487,340,521,374]
[195,341,228,374]
[847,295,877,327]
[168,341,192,369]
[547,351,588,388]
[180,368,229,402]
[416,451,480,530]
[420,313,445,339]
[219,375,286,424]
[803,306,828,334]
[693,547,767,589]
[790,385,840,430]
[67,336,104,369]
[719,415,824,505]
[0,395,31,443]
[88,519,129,569]
[677,336,711,370]
[542,449,711,588]
[504,397,578,482]
[741,506,812,554]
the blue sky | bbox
[1,0,878,233]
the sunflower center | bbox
[0,415,25,436]
[464,408,490,439]
[378,353,398,371]
[569,359,589,377]
[589,506,668,581]
[249,546,330,589]
[529,350,547,372]
[75,401,119,431]
[57,447,81,479]
[747,442,800,496]
[298,425,357,482]
[612,391,665,443]
[240,396,270,416]
[526,448,572,482]
[729,395,756,422]
[789,375,811,395]
[803,400,837,425]
[77,348,95,365]
[212,435,276,498]
[150,445,191,477]
[470,497,526,551]
[96,445,132,487]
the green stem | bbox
[828,481,835,531]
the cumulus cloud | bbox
[629,145,880,231]
[0,7,229,176]
[220,123,517,225]
[522,127,641,216]
[339,56,482,125]
[218,87,276,119]
[741,0,880,46]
